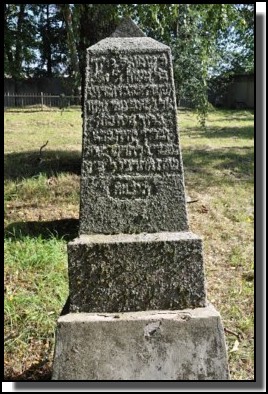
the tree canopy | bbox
[4,4,254,122]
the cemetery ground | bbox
[4,107,254,381]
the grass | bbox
[180,108,254,380]
[4,235,68,380]
[4,107,254,380]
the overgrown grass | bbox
[4,108,254,380]
[4,235,68,380]
[180,108,254,380]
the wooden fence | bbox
[4,93,81,110]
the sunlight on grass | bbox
[4,109,82,154]
[4,235,68,378]
[4,108,254,380]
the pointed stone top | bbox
[110,16,146,38]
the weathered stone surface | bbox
[52,19,229,381]
[52,304,230,380]
[68,232,207,313]
[80,35,188,235]
[110,16,146,38]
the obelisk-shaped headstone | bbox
[53,18,229,380]
[79,19,188,235]
[67,17,206,313]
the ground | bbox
[4,107,254,380]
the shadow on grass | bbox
[183,146,254,188]
[206,109,254,123]
[181,125,254,140]
[214,115,254,123]
[5,150,81,181]
[4,361,52,381]
[5,136,253,193]
[5,218,79,242]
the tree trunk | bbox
[77,4,119,115]
[60,4,80,94]
[46,5,52,77]
[14,4,25,79]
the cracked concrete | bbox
[52,305,230,380]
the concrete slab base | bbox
[52,304,229,380]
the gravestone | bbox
[52,17,229,380]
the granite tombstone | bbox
[52,17,229,380]
[68,17,206,313]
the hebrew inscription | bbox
[84,52,182,200]
[80,38,189,234]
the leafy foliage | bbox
[4,4,38,79]
[4,4,254,124]
[36,4,68,77]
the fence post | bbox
[41,92,43,111]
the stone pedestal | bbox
[68,232,206,313]
[52,17,229,380]
[52,304,229,380]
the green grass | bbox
[4,107,254,380]
[4,108,82,153]
[179,108,254,380]
[4,235,68,379]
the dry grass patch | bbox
[4,108,254,380]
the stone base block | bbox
[52,304,229,380]
[68,232,206,312]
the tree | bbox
[56,4,119,99]
[4,4,38,79]
[209,4,254,80]
[63,4,254,124]
[4,4,69,79]
[207,4,254,108]
[4,4,254,123]
[36,4,68,77]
